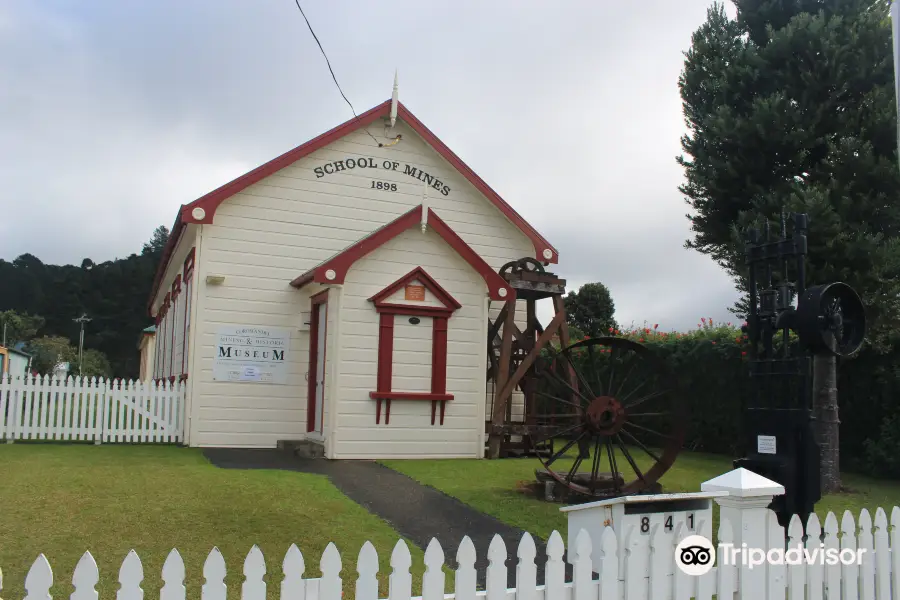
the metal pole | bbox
[892,1,900,172]
[79,325,85,375]
[73,314,92,377]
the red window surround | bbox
[169,278,180,378]
[181,248,195,378]
[368,267,461,426]
[154,311,163,379]
[161,293,170,378]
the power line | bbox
[292,0,383,146]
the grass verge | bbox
[1,444,424,598]
[382,449,900,540]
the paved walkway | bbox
[203,449,574,588]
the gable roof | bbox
[290,204,515,302]
[369,266,462,313]
[148,99,555,314]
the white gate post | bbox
[96,378,107,445]
[701,467,785,600]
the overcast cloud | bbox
[0,0,742,331]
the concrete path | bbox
[203,448,574,588]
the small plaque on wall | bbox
[405,284,426,301]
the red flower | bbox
[644,327,651,334]
[639,337,645,343]
[609,327,614,332]
[727,322,732,326]
[701,317,706,323]
[653,324,658,329]
[711,341,716,345]
[741,351,747,356]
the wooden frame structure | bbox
[485,258,575,458]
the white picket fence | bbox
[7,506,900,600]
[0,375,185,443]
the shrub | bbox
[547,318,900,478]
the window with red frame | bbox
[366,267,460,426]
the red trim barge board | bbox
[148,99,556,314]
[290,205,514,302]
[369,266,461,310]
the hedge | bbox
[556,318,900,479]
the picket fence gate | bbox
[0,374,184,443]
[6,506,900,600]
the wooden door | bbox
[307,293,328,434]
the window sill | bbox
[369,392,454,401]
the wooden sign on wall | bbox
[405,285,426,301]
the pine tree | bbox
[678,0,900,492]
[564,282,617,338]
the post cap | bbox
[701,467,785,498]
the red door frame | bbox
[307,290,330,433]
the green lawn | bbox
[381,449,900,540]
[0,445,425,599]
[5,444,897,600]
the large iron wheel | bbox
[532,336,685,498]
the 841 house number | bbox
[372,181,398,192]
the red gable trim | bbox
[147,216,185,315]
[148,99,557,314]
[178,100,556,262]
[290,205,514,302]
[369,267,461,311]
[395,104,556,264]
[369,267,462,320]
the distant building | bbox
[138,325,156,381]
[0,346,32,379]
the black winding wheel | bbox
[796,283,866,357]
[532,337,686,498]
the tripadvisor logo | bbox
[675,533,868,576]
[675,535,715,576]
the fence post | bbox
[0,373,8,443]
[96,378,107,445]
[701,467,786,600]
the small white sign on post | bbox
[757,435,777,455]
[214,326,291,384]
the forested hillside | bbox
[0,226,169,379]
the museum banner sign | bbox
[214,326,291,384]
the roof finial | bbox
[390,69,399,128]
[421,184,428,233]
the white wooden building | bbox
[145,99,558,458]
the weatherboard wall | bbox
[188,238,317,448]
[151,225,197,382]
[185,118,535,450]
[332,227,487,459]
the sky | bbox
[0,0,742,332]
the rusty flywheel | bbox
[532,336,686,498]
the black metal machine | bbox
[735,213,866,528]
